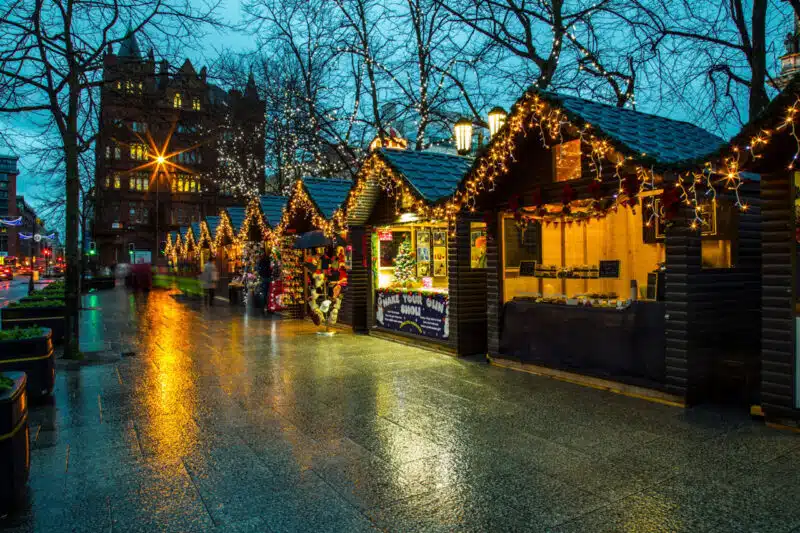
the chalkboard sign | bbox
[599,260,620,279]
[504,220,541,268]
[519,260,537,277]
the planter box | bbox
[0,372,29,514]
[1,307,65,344]
[0,329,55,398]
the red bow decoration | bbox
[660,184,681,220]
[622,175,640,207]
[530,187,543,207]
[588,180,603,201]
[562,183,575,206]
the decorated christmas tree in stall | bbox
[393,236,416,287]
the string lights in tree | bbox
[198,111,265,200]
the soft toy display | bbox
[306,246,349,329]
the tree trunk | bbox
[749,0,768,119]
[63,70,81,358]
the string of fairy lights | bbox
[169,91,800,264]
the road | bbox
[0,275,33,308]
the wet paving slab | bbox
[2,288,800,532]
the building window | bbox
[113,174,121,189]
[114,146,121,159]
[130,143,148,161]
[130,173,149,192]
[553,139,582,182]
[132,122,146,133]
[173,93,182,108]
[105,145,111,159]
[192,97,201,111]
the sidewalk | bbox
[2,287,799,532]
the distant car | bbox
[0,266,13,281]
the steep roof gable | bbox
[259,195,288,228]
[302,178,353,219]
[379,148,473,203]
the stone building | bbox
[93,31,265,265]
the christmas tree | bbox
[393,236,416,287]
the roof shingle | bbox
[539,92,725,164]
[378,148,473,203]
[205,215,220,238]
[225,206,246,232]
[260,195,288,228]
[302,178,353,219]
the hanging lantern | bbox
[487,107,507,138]
[454,117,473,155]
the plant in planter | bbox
[2,301,65,344]
[0,327,55,398]
[0,371,29,514]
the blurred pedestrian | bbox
[200,258,218,306]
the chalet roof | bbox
[205,215,220,237]
[259,195,288,228]
[378,148,473,202]
[226,206,246,232]
[179,226,189,238]
[168,231,178,243]
[118,30,141,59]
[302,177,353,219]
[190,222,201,240]
[536,91,725,165]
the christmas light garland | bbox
[213,210,237,251]
[237,197,272,244]
[272,179,340,244]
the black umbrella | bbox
[293,230,345,249]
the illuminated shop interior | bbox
[374,220,449,293]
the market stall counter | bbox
[500,298,666,386]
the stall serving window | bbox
[502,200,666,308]
[373,221,450,340]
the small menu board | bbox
[599,260,620,279]
[519,260,537,277]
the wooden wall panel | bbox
[448,213,488,355]
[760,172,797,419]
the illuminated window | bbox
[130,143,148,160]
[137,81,143,93]
[192,97,200,111]
[114,147,121,159]
[105,146,111,159]
[104,175,111,188]
[125,80,133,93]
[115,80,121,90]
[113,174,121,189]
[554,139,582,182]
[470,222,487,268]
[173,93,182,108]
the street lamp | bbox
[488,107,507,138]
[454,117,473,155]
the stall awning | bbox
[179,226,189,238]
[190,222,201,240]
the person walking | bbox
[200,258,218,306]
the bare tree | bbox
[0,0,220,358]
[631,0,790,130]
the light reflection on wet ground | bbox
[2,288,800,532]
